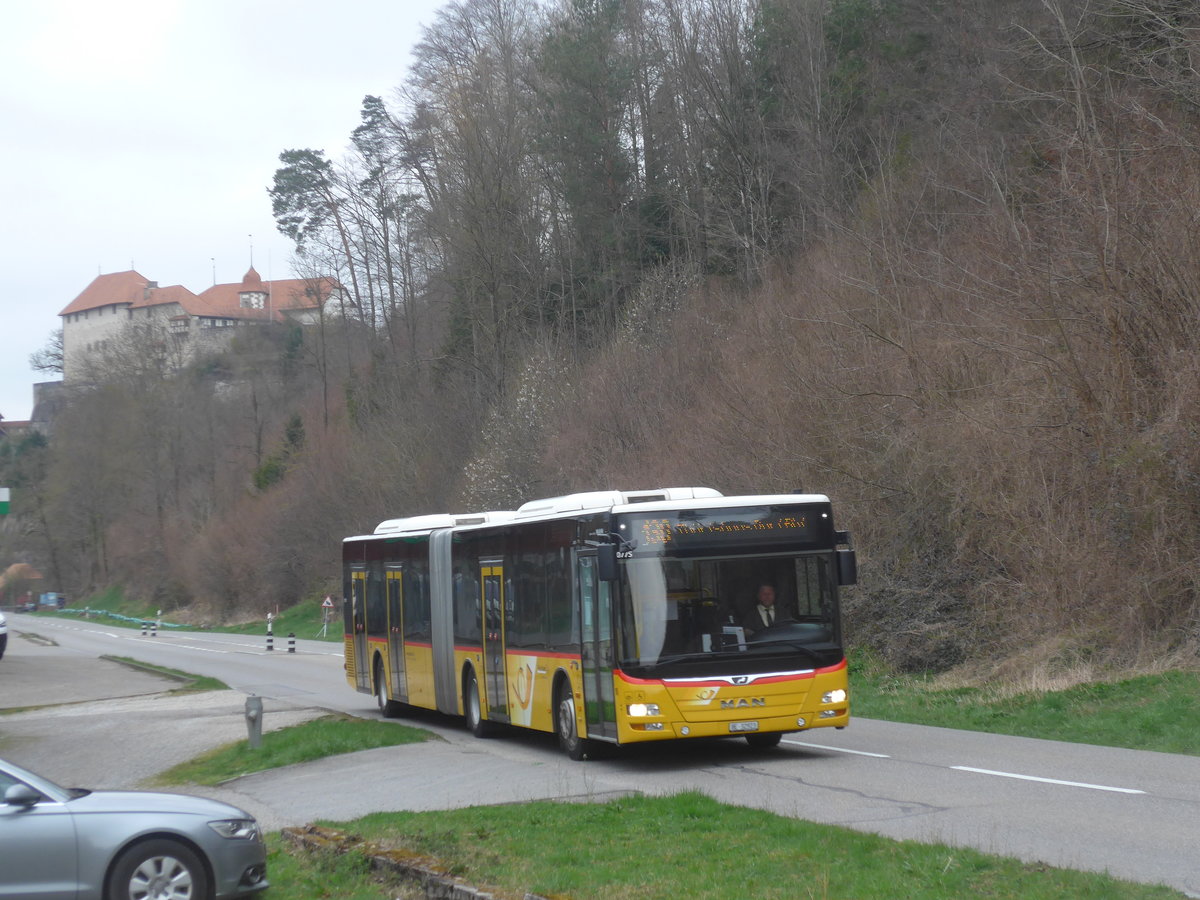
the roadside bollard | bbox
[287,632,296,653]
[244,694,263,749]
[151,621,158,638]
[266,632,273,651]
[266,612,274,651]
[141,621,148,636]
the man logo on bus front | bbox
[732,675,750,685]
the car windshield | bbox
[616,552,840,674]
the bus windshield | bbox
[616,551,842,676]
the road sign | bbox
[322,596,334,608]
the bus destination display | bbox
[622,506,830,553]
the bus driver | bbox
[742,583,784,635]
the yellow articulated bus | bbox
[342,488,856,759]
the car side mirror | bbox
[4,784,42,807]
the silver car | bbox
[0,757,268,899]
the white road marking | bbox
[951,766,1145,794]
[783,739,891,758]
[138,640,233,654]
[784,742,1145,796]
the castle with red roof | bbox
[59,268,343,381]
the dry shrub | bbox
[536,38,1200,675]
[53,1,1200,678]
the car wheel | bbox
[107,838,208,900]
[0,635,6,660]
[556,680,587,760]
[745,732,783,749]
[464,668,492,737]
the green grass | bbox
[80,585,152,617]
[269,792,1183,899]
[849,655,1200,755]
[266,833,423,900]
[208,595,344,642]
[153,714,432,786]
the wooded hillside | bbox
[4,0,1200,681]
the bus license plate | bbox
[729,721,759,733]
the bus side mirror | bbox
[836,548,857,586]
[597,543,618,582]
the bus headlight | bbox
[627,703,661,717]
[821,689,847,705]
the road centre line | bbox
[127,636,231,654]
[952,766,1145,794]
[783,739,891,758]
[783,740,1144,795]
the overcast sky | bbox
[0,0,447,421]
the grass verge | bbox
[153,714,432,786]
[106,656,229,693]
[266,832,424,900]
[849,654,1200,755]
[271,792,1183,899]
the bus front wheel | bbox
[556,680,587,760]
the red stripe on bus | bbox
[366,637,435,650]
[451,644,583,662]
[615,657,846,687]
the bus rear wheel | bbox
[465,668,493,738]
[374,658,402,718]
[556,681,587,760]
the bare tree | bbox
[29,329,65,376]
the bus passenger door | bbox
[386,568,407,702]
[350,570,370,693]
[578,554,616,740]
[480,565,508,722]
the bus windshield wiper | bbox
[641,652,707,666]
[745,640,827,664]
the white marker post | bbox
[319,595,334,638]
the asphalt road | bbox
[3,612,1199,897]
